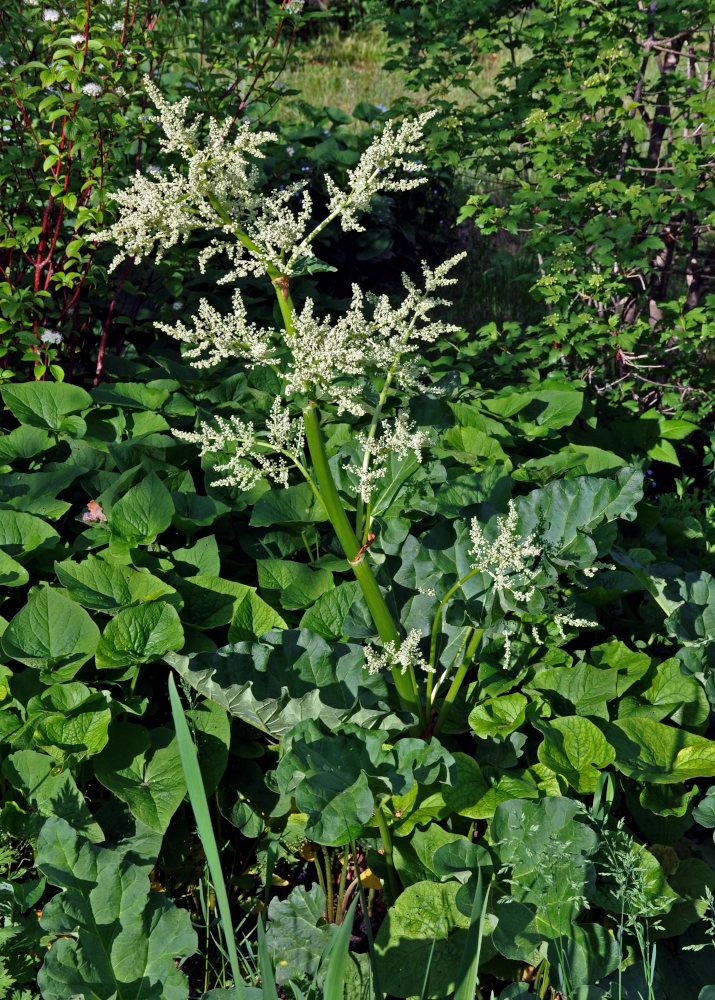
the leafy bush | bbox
[377,0,715,410]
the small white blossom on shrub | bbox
[82,82,102,97]
[40,328,62,344]
[364,629,431,676]
[42,8,60,21]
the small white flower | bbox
[145,164,163,176]
[40,328,62,344]
[82,82,102,97]
[172,300,183,311]
[112,19,124,30]
[286,145,295,157]
[69,32,84,44]
[43,8,60,20]
[282,0,304,13]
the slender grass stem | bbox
[322,846,335,924]
[374,804,400,900]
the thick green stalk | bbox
[432,628,483,740]
[303,402,424,725]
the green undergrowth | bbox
[1,3,714,1000]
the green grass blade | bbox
[257,918,280,1000]
[321,896,359,1000]
[169,674,245,998]
[453,868,491,1000]
[418,937,438,1000]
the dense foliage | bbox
[1,3,714,1000]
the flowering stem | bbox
[432,628,483,740]
[426,567,481,706]
[303,402,424,726]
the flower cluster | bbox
[95,78,275,272]
[175,397,304,491]
[157,290,277,370]
[363,629,431,676]
[469,500,542,602]
[321,112,436,233]
[345,412,431,502]
[96,80,441,281]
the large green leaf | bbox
[641,658,710,727]
[30,682,112,763]
[55,555,178,612]
[468,693,528,740]
[442,753,539,819]
[250,482,327,527]
[0,548,29,587]
[167,628,397,738]
[95,602,184,670]
[174,574,284,633]
[2,750,102,842]
[36,816,196,1000]
[0,465,81,519]
[264,884,335,987]
[299,581,363,640]
[606,718,715,784]
[1,382,91,432]
[257,558,334,611]
[535,716,616,793]
[528,659,620,720]
[374,880,491,999]
[517,468,643,567]
[110,473,174,545]
[94,724,187,833]
[0,424,52,462]
[275,720,454,845]
[2,587,100,680]
[0,509,59,557]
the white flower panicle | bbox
[95,77,275,272]
[175,397,304,491]
[157,290,276,369]
[81,82,102,97]
[346,412,431,502]
[321,111,436,234]
[283,296,373,415]
[363,629,432,676]
[553,612,597,640]
[96,81,443,281]
[217,182,314,281]
[469,500,541,601]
